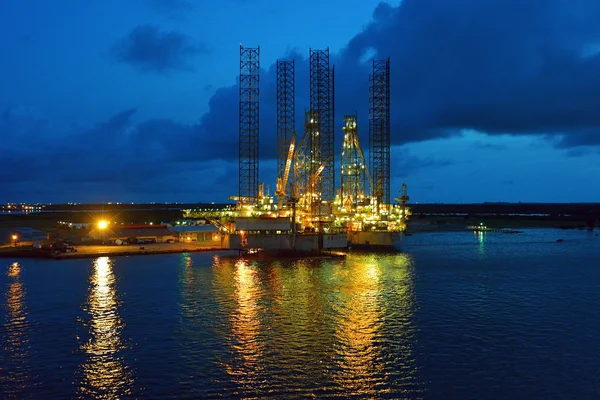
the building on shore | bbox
[89,224,177,243]
[57,221,91,229]
[170,225,220,244]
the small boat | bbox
[499,228,523,234]
[467,223,492,232]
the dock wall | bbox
[226,232,347,251]
[347,231,394,247]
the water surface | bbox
[1,228,599,399]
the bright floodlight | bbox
[98,220,108,229]
[12,234,17,240]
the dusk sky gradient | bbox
[2,0,600,204]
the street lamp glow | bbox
[11,234,17,240]
[98,220,108,230]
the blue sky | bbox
[1,0,599,204]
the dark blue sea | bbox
[2,229,599,399]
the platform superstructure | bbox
[184,46,411,254]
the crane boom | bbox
[275,132,296,198]
[282,131,296,194]
[276,131,297,209]
[309,156,330,187]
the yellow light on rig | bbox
[98,220,108,230]
[11,234,17,241]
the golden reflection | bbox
[77,256,133,399]
[224,259,264,386]
[2,262,31,398]
[210,255,420,397]
[333,254,420,396]
[332,257,385,395]
[271,261,329,377]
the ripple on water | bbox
[2,229,600,398]
[2,262,33,400]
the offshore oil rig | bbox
[186,46,411,254]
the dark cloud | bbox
[471,141,506,151]
[5,1,600,202]
[183,0,600,151]
[355,0,600,146]
[112,25,207,73]
[391,148,454,179]
[563,145,600,158]
[554,128,600,149]
[0,108,238,202]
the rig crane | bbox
[275,131,296,209]
[394,183,411,220]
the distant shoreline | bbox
[406,225,597,233]
[407,216,597,233]
[0,243,231,260]
[2,226,597,260]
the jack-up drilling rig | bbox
[184,48,410,253]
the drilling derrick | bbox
[369,58,391,216]
[340,115,370,211]
[309,48,335,223]
[392,183,411,231]
[239,45,260,206]
[216,45,349,254]
[293,111,321,226]
[396,183,410,215]
[276,60,295,209]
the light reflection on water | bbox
[477,231,486,257]
[226,259,265,390]
[331,257,387,395]
[1,262,32,399]
[206,253,422,398]
[4,229,600,398]
[76,256,133,399]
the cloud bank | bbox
[113,25,207,73]
[4,0,600,202]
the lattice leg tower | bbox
[369,58,390,215]
[239,45,260,205]
[276,59,295,207]
[309,48,335,222]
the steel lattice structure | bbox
[341,114,370,210]
[369,58,391,212]
[294,111,320,213]
[309,48,335,209]
[239,45,260,204]
[276,60,295,201]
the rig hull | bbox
[223,232,348,252]
[347,231,402,249]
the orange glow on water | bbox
[225,259,264,386]
[77,257,133,399]
[2,262,31,397]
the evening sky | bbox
[1,0,599,203]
